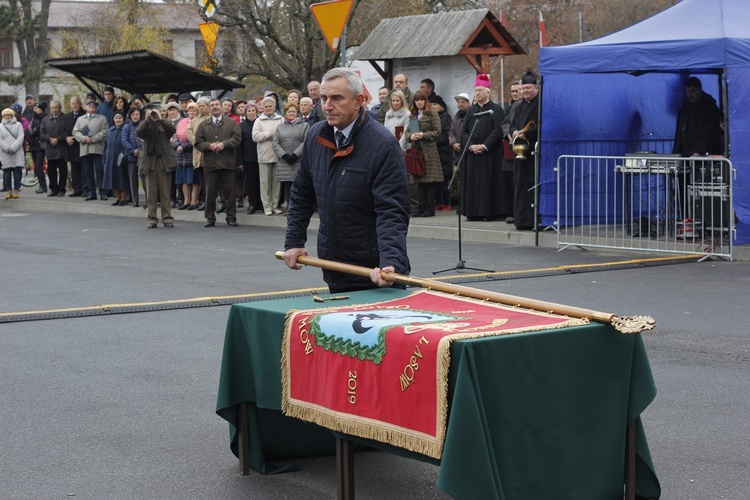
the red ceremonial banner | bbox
[281,290,588,458]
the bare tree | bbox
[484,0,679,103]
[206,0,429,92]
[0,0,51,97]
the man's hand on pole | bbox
[370,266,395,288]
[283,248,308,270]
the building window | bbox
[62,36,79,58]
[35,38,51,59]
[0,95,16,109]
[220,37,237,67]
[0,40,13,68]
[195,39,208,70]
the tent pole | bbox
[721,69,729,157]
[534,75,543,247]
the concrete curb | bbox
[2,195,747,261]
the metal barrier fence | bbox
[556,155,734,260]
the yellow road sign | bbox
[200,22,220,57]
[199,22,220,72]
[198,0,219,18]
[310,0,353,52]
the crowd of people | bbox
[1,71,542,230]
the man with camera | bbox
[136,103,178,228]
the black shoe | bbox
[178,203,187,210]
[217,203,226,214]
[57,192,65,197]
[204,221,215,227]
[85,195,97,201]
[47,192,58,197]
[68,191,83,197]
[505,217,515,224]
[227,220,238,227]
[246,204,256,215]
[197,202,205,211]
[100,194,108,201]
[186,204,196,210]
[164,222,174,228]
[147,222,157,229]
[35,187,46,194]
[170,201,177,208]
[237,199,244,208]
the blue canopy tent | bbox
[538,0,750,244]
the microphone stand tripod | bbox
[433,116,495,274]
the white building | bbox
[0,1,205,110]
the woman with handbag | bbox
[399,91,442,217]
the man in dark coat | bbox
[672,76,723,220]
[64,96,86,196]
[40,100,68,196]
[22,94,36,124]
[97,87,115,127]
[500,81,522,224]
[459,74,509,221]
[195,98,242,227]
[284,68,411,293]
[509,71,540,230]
[673,76,723,158]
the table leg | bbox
[237,402,250,476]
[336,437,355,500]
[624,421,635,500]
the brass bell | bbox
[512,142,529,160]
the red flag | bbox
[539,10,547,47]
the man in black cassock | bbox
[459,74,510,222]
[509,72,540,230]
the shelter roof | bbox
[45,50,244,95]
[354,8,524,60]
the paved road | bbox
[1,210,748,499]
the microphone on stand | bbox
[629,131,653,154]
[473,109,494,117]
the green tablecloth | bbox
[216,288,661,499]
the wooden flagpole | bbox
[274,252,655,334]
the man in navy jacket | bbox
[284,68,411,293]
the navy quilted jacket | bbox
[285,108,411,292]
